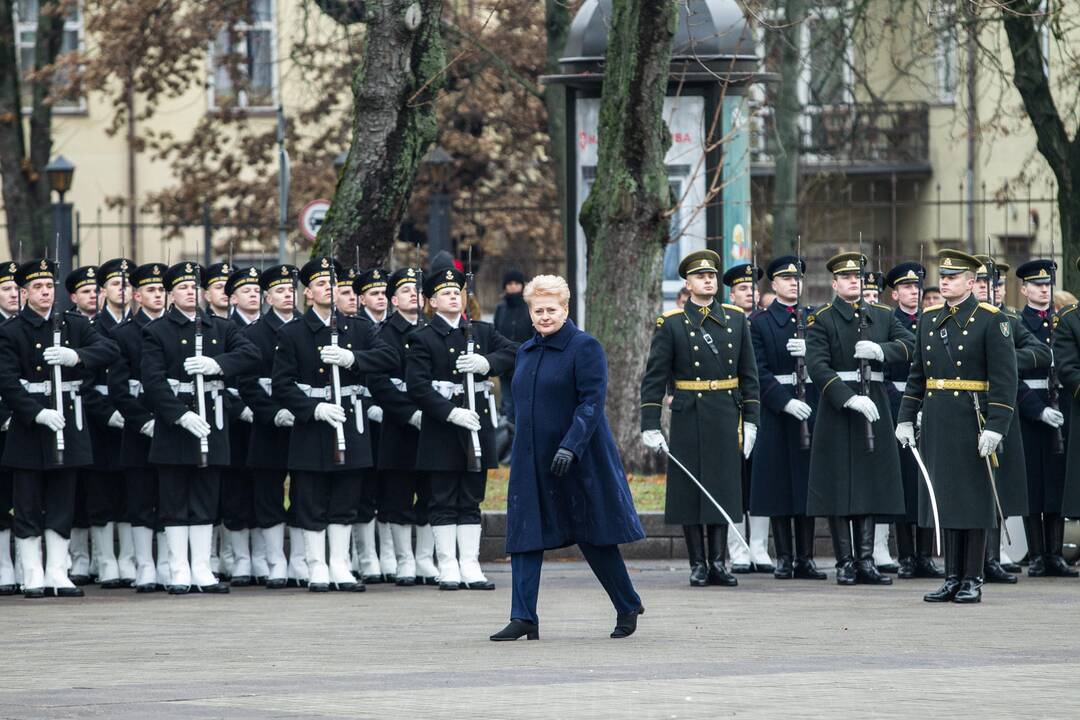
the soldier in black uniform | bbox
[1054,264,1080,533]
[0,261,20,594]
[896,250,1018,603]
[142,262,260,594]
[273,257,397,592]
[237,264,298,589]
[407,265,517,591]
[0,258,119,597]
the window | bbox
[934,11,958,102]
[14,0,84,112]
[208,0,277,110]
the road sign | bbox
[299,199,331,242]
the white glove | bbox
[34,408,65,432]
[1040,407,1065,428]
[785,338,806,357]
[978,430,1003,458]
[843,394,880,423]
[895,421,916,448]
[183,356,222,376]
[177,411,211,439]
[1,418,9,432]
[314,402,347,428]
[239,407,254,423]
[641,429,668,453]
[319,345,355,368]
[367,405,383,423]
[408,410,422,430]
[447,407,482,431]
[853,341,884,362]
[783,399,812,421]
[107,410,125,429]
[455,353,490,375]
[140,420,155,437]
[273,409,295,428]
[43,346,79,367]
[742,422,757,459]
[916,410,922,430]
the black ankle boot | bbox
[829,517,856,585]
[490,619,539,641]
[683,525,708,587]
[925,530,964,602]
[793,516,826,580]
[896,522,916,578]
[954,529,985,603]
[1024,514,1047,576]
[705,525,737,586]
[1044,514,1079,577]
[611,606,644,638]
[771,517,794,579]
[914,527,945,578]
[984,527,1016,583]
[855,516,892,585]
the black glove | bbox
[550,447,575,477]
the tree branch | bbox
[442,20,544,100]
[312,0,367,26]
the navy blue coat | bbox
[506,320,645,554]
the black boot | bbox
[705,525,737,586]
[925,529,964,602]
[895,522,917,579]
[490,619,539,641]
[1043,513,1079,577]
[914,526,945,578]
[683,525,708,587]
[855,516,892,585]
[793,516,827,579]
[771,517,794,579]
[1025,514,1047,576]
[611,605,644,639]
[983,526,1017,584]
[954,529,986,603]
[829,517,856,585]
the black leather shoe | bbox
[69,574,92,586]
[383,573,396,583]
[856,559,893,585]
[1001,561,1022,573]
[876,561,900,574]
[194,583,230,594]
[46,586,85,597]
[490,619,539,641]
[166,584,190,595]
[253,575,267,586]
[1027,555,1048,577]
[897,556,916,579]
[418,576,439,586]
[265,578,287,589]
[924,577,961,602]
[0,584,18,595]
[984,560,1017,584]
[707,563,738,587]
[463,580,496,590]
[683,525,709,587]
[330,581,365,592]
[1044,555,1079,577]
[230,575,252,587]
[395,576,417,587]
[286,578,309,588]
[730,563,751,574]
[689,563,709,587]
[23,587,45,599]
[913,555,945,579]
[835,560,857,585]
[135,583,159,593]
[362,574,385,584]
[611,606,644,639]
[751,561,775,573]
[953,577,983,603]
[100,578,126,589]
[792,558,827,580]
[773,556,793,580]
[308,582,330,592]
[439,580,460,591]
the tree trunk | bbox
[544,0,570,254]
[315,0,445,266]
[579,0,677,473]
[770,0,805,257]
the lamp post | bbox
[45,155,76,310]
[422,146,454,259]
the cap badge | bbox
[185,263,193,273]
[373,270,381,279]
[321,258,329,268]
[407,268,415,277]
[249,267,258,277]
[40,259,48,270]
[87,268,95,277]
[446,269,454,280]
[281,266,289,275]
[153,265,161,275]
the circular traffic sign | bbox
[299,199,332,242]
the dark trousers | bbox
[157,465,220,526]
[377,469,422,525]
[510,543,641,625]
[428,470,485,526]
[72,474,89,528]
[252,469,288,528]
[221,467,255,531]
[82,469,125,525]
[355,469,380,523]
[0,468,12,531]
[414,472,431,526]
[124,468,158,528]
[12,468,77,538]
[290,470,362,531]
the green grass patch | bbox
[481,467,666,512]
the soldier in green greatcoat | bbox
[805,252,912,586]
[896,250,1018,604]
[641,249,760,588]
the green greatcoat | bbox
[1051,304,1080,515]
[805,297,912,517]
[898,293,1018,529]
[641,299,760,525]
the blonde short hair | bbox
[523,274,570,307]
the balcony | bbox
[751,101,931,176]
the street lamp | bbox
[45,155,75,202]
[422,146,454,259]
[45,155,76,309]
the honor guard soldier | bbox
[236,264,298,589]
[0,258,120,598]
[804,252,911,586]
[861,271,881,305]
[641,249,760,588]
[749,256,826,580]
[272,257,397,592]
[1014,258,1076,576]
[406,264,517,591]
[882,262,943,579]
[1052,259,1080,538]
[896,250,1018,603]
[142,262,260,594]
[0,261,21,594]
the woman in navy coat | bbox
[490,275,645,642]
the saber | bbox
[664,450,750,554]
[906,445,941,556]
[972,394,1010,544]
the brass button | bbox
[726,328,732,333]
[35,365,41,371]
[728,359,733,364]
[318,368,325,374]
[727,343,733,348]
[697,392,702,398]
[34,343,41,349]
[926,345,931,351]
[956,361,962,366]
[211,339,217,344]
[694,361,700,367]
[958,345,964,351]
[953,391,959,397]
[962,330,968,335]
[181,339,187,345]
[693,346,699,351]
[928,391,934,397]
[690,332,695,337]
[450,348,456,353]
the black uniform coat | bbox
[883,306,920,522]
[225,313,258,468]
[1050,305,1080,514]
[83,308,127,472]
[238,310,294,470]
[748,300,817,517]
[0,307,119,470]
[142,306,260,467]
[406,314,517,472]
[108,309,158,468]
[641,300,760,525]
[1017,305,1068,513]
[898,295,1018,529]
[804,298,911,517]
[368,311,424,471]
[272,308,397,473]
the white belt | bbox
[20,379,83,431]
[892,381,906,392]
[257,377,273,396]
[167,378,225,431]
[227,387,240,398]
[390,377,407,392]
[128,379,143,397]
[836,370,884,383]
[431,380,498,429]
[295,383,367,434]
[1024,379,1049,390]
[774,373,812,386]
[93,384,109,396]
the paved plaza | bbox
[3,559,1080,719]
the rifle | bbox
[192,263,209,468]
[461,246,483,472]
[327,240,346,465]
[857,231,875,452]
[51,234,65,464]
[750,235,758,310]
[1048,228,1065,454]
[794,234,810,450]
[415,240,424,321]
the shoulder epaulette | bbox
[978,302,1000,314]
[656,307,682,327]
[924,303,943,312]
[1059,303,1078,318]
[722,303,744,314]
[872,303,892,311]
